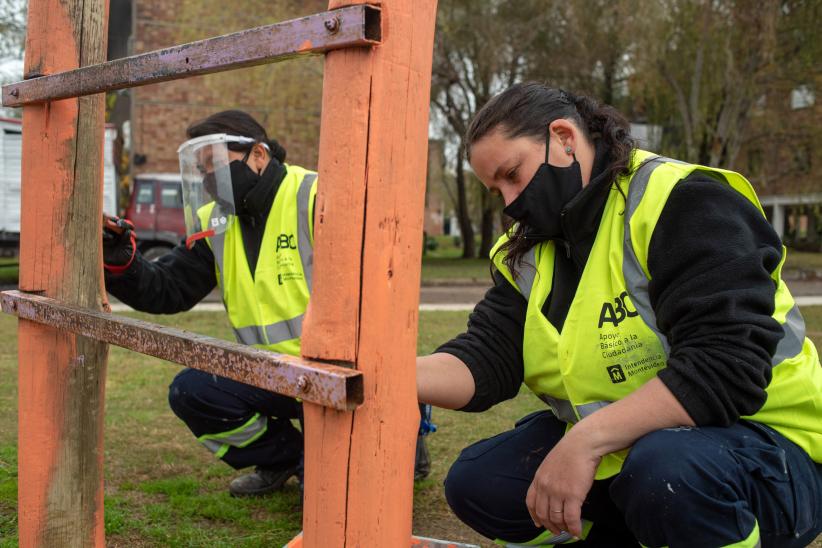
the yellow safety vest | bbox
[198,164,317,356]
[492,150,822,479]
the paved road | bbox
[9,278,822,312]
[106,285,490,312]
[787,279,822,296]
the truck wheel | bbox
[142,245,173,262]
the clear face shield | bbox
[177,133,255,248]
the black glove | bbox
[103,215,137,273]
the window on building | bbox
[751,93,767,115]
[748,148,763,176]
[794,145,812,174]
[798,214,809,239]
[790,85,815,110]
[136,182,154,204]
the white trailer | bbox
[0,117,118,248]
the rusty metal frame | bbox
[1,290,363,411]
[1,4,381,107]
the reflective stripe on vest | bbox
[514,247,538,301]
[622,156,675,356]
[209,172,316,346]
[233,314,304,346]
[208,203,230,293]
[298,173,316,291]
[539,394,613,424]
[771,304,806,366]
[197,412,268,458]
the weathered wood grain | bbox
[301,1,438,545]
[16,0,110,545]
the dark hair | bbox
[186,109,287,163]
[465,82,635,272]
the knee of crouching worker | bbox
[167,368,201,417]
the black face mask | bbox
[228,159,261,211]
[502,136,583,240]
[201,158,260,213]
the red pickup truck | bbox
[126,173,186,261]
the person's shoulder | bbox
[283,163,315,173]
[658,172,779,249]
[672,172,760,211]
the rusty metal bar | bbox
[1,4,381,107]
[1,290,363,411]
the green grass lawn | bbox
[0,309,539,547]
[420,230,495,283]
[1,246,820,288]
[0,258,18,285]
[419,245,822,284]
[786,248,822,271]
[2,308,822,547]
[420,257,491,283]
[424,235,466,259]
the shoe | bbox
[229,464,300,497]
[414,434,431,481]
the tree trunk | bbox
[455,143,476,258]
[479,190,496,258]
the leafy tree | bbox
[634,0,821,169]
[0,0,26,60]
[432,0,645,257]
[0,0,26,118]
[431,0,557,258]
[524,0,639,109]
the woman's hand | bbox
[525,428,600,538]
[525,379,696,538]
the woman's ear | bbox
[548,119,576,153]
[251,143,270,174]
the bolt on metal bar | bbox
[1,290,363,411]
[1,4,381,107]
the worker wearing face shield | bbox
[103,110,432,497]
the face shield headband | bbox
[177,133,270,248]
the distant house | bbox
[106,1,446,230]
[106,0,326,181]
[736,76,821,250]
[630,83,820,250]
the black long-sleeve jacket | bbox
[106,161,285,312]
[437,147,785,426]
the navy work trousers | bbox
[444,410,822,547]
[168,368,303,470]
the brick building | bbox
[108,0,326,183]
[106,0,448,231]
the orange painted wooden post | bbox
[300,0,438,545]
[16,0,110,545]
